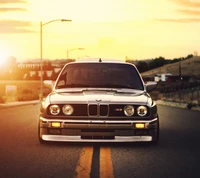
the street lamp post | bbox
[40,19,72,101]
[66,48,84,59]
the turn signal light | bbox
[135,123,145,129]
[51,122,61,127]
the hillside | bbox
[141,56,200,78]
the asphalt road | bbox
[0,104,200,178]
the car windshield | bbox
[55,63,144,90]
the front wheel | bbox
[150,117,160,145]
[151,128,159,145]
[38,121,48,144]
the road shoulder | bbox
[0,100,40,109]
[156,100,200,111]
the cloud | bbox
[0,7,27,12]
[155,18,200,23]
[0,0,27,4]
[170,1,200,20]
[0,0,30,33]
[0,0,28,12]
[0,20,34,33]
[171,0,200,8]
[177,9,200,16]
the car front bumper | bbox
[39,117,158,143]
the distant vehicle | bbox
[38,59,159,144]
[154,73,172,82]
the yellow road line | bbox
[100,147,114,178]
[74,146,93,178]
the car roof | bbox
[68,58,134,65]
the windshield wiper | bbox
[56,83,136,89]
[56,84,93,89]
[98,84,135,89]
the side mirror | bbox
[43,80,55,90]
[145,81,157,92]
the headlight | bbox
[137,106,147,116]
[49,105,60,115]
[62,105,74,115]
[124,105,134,116]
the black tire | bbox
[38,121,48,144]
[39,135,47,144]
[151,128,159,145]
[151,117,160,145]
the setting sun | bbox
[0,47,10,66]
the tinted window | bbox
[56,63,144,90]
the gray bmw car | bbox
[38,59,159,144]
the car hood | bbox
[48,88,149,105]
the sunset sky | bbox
[0,0,200,62]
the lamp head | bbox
[61,19,72,22]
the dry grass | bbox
[0,80,40,103]
[141,56,200,77]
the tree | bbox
[136,61,149,73]
[149,56,167,70]
[185,54,194,59]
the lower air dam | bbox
[42,135,152,142]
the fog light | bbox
[51,122,61,127]
[135,123,145,129]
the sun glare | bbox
[0,48,10,66]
